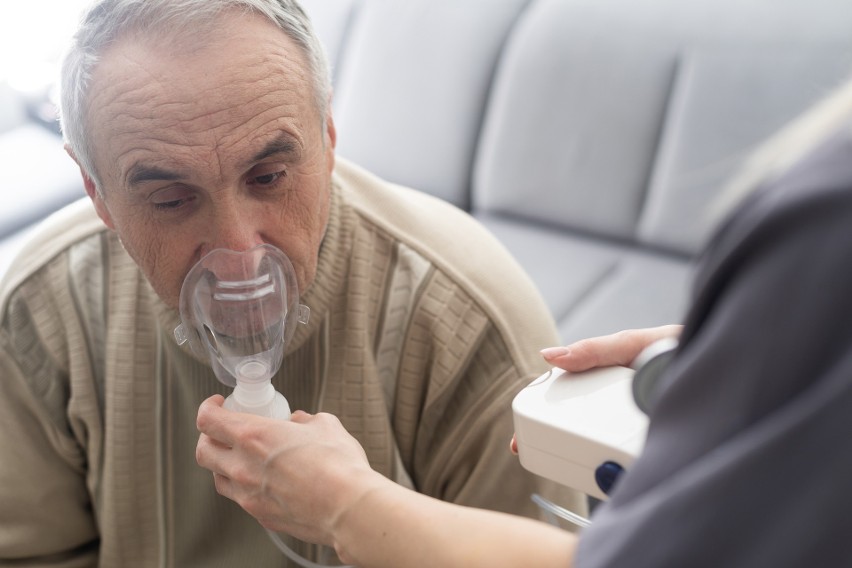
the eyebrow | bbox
[126,164,184,188]
[248,134,299,165]
[124,133,300,189]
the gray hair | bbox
[59,0,331,192]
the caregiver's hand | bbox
[511,324,682,454]
[195,396,388,547]
[540,324,682,372]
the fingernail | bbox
[540,346,569,359]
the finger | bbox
[196,432,227,471]
[539,338,621,372]
[509,434,518,455]
[541,325,682,372]
[196,395,242,445]
[289,410,313,423]
[202,394,226,408]
[212,472,234,500]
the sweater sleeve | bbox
[0,287,99,566]
[402,269,587,525]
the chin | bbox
[143,274,181,311]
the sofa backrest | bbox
[304,0,529,210]
[304,0,852,256]
[473,0,852,256]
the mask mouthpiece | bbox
[173,244,310,397]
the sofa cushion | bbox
[638,47,852,255]
[474,0,852,249]
[315,0,529,209]
[478,214,692,343]
[465,0,852,340]
[473,0,673,241]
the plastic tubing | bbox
[265,529,354,568]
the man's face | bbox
[80,12,335,309]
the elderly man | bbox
[0,0,583,565]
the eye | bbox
[250,171,285,186]
[154,197,192,210]
[150,186,197,211]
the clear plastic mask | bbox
[173,244,310,387]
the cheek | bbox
[116,220,193,308]
[270,184,330,293]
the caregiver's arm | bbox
[196,398,577,568]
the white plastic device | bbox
[512,366,649,500]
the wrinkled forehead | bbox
[83,10,318,174]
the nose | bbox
[202,200,265,256]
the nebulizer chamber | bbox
[174,243,309,417]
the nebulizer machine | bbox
[512,337,677,527]
[174,243,351,568]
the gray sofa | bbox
[302,0,852,342]
[2,0,852,344]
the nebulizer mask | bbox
[174,244,310,419]
[174,245,351,567]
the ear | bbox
[324,102,337,173]
[325,102,337,150]
[65,144,115,230]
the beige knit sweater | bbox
[0,158,584,567]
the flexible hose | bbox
[266,529,354,568]
[531,493,592,529]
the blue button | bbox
[595,461,625,495]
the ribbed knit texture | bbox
[0,158,585,567]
